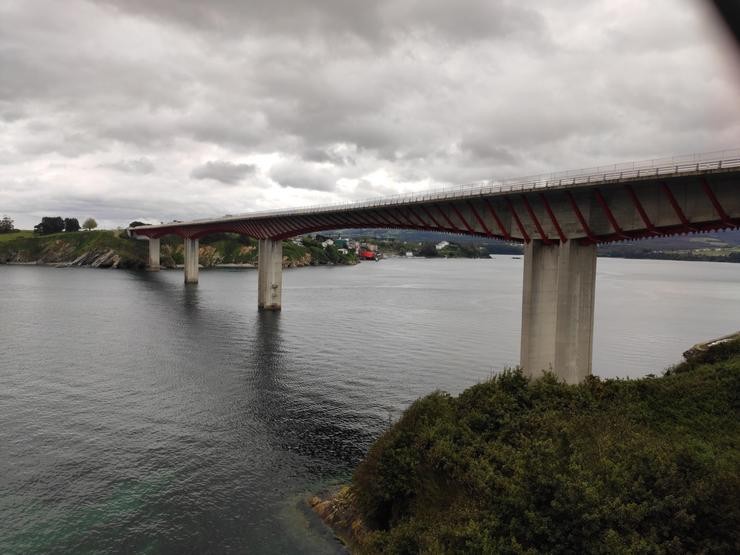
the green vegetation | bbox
[0,231,356,268]
[0,229,34,242]
[299,237,358,265]
[339,339,740,553]
[0,230,148,268]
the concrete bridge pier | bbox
[520,239,597,384]
[147,238,160,271]
[258,239,283,311]
[184,237,199,284]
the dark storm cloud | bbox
[190,160,257,184]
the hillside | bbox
[313,337,740,554]
[0,231,356,269]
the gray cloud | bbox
[0,0,738,229]
[190,160,257,184]
[92,0,546,45]
[270,160,338,192]
[100,158,155,174]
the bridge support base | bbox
[147,237,160,271]
[520,240,597,384]
[184,238,199,284]
[258,239,282,311]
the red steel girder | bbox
[399,206,424,228]
[520,195,551,244]
[322,212,352,229]
[466,200,493,237]
[358,209,388,229]
[624,184,658,235]
[448,203,476,234]
[419,204,448,232]
[268,218,293,237]
[538,193,567,243]
[505,197,530,243]
[660,182,695,232]
[565,190,596,244]
[701,178,733,226]
[302,214,330,234]
[372,209,398,228]
[483,199,511,240]
[594,189,628,239]
[393,207,419,228]
[260,219,282,238]
[406,205,430,228]
[385,207,411,228]
[435,204,464,233]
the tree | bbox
[128,221,146,228]
[0,215,14,233]
[34,216,65,235]
[418,243,438,257]
[64,218,80,232]
[82,218,98,231]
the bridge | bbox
[129,150,740,384]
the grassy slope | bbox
[345,340,740,554]
[0,230,36,242]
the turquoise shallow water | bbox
[1,258,738,553]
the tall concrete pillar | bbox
[258,238,283,311]
[520,240,597,384]
[147,237,160,271]
[184,237,199,284]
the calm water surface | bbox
[1,257,739,553]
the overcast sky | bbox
[1,0,739,229]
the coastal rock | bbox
[310,486,368,551]
[91,249,116,268]
[199,245,222,267]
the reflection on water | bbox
[1,258,739,553]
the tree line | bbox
[0,215,101,234]
[33,216,97,234]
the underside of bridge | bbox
[129,157,740,383]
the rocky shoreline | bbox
[3,248,137,269]
[308,486,367,553]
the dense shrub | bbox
[352,341,740,554]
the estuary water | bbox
[1,257,739,553]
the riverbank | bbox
[0,230,357,269]
[312,335,740,553]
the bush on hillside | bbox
[351,340,740,554]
